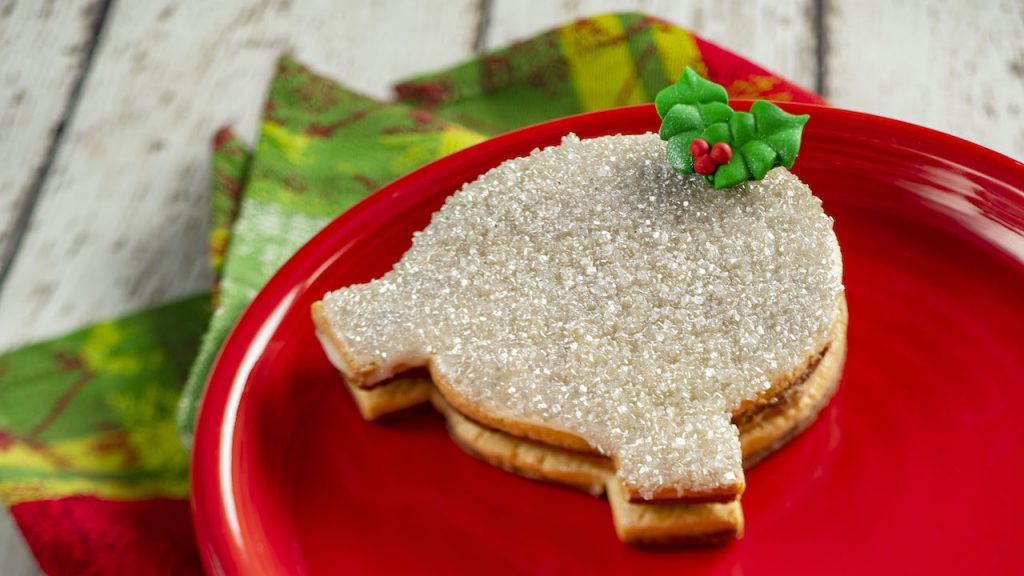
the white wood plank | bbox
[827,0,1024,160]
[0,0,482,351]
[486,0,819,91]
[0,511,40,576]
[0,0,101,269]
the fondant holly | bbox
[656,67,809,189]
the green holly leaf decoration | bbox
[655,67,810,189]
[656,68,734,174]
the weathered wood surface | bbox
[826,0,1024,160]
[0,0,105,285]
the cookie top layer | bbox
[320,133,843,497]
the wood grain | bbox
[0,0,483,351]
[485,0,819,91]
[826,0,1024,160]
[0,0,105,278]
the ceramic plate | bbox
[192,103,1024,575]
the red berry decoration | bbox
[693,154,716,176]
[710,142,732,165]
[689,138,710,157]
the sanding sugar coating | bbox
[321,133,844,497]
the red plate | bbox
[192,103,1024,575]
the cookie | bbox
[314,133,845,542]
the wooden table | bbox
[1,1,1021,572]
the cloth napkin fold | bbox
[0,13,823,575]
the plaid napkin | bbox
[0,13,823,575]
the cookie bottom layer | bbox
[327,301,847,545]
